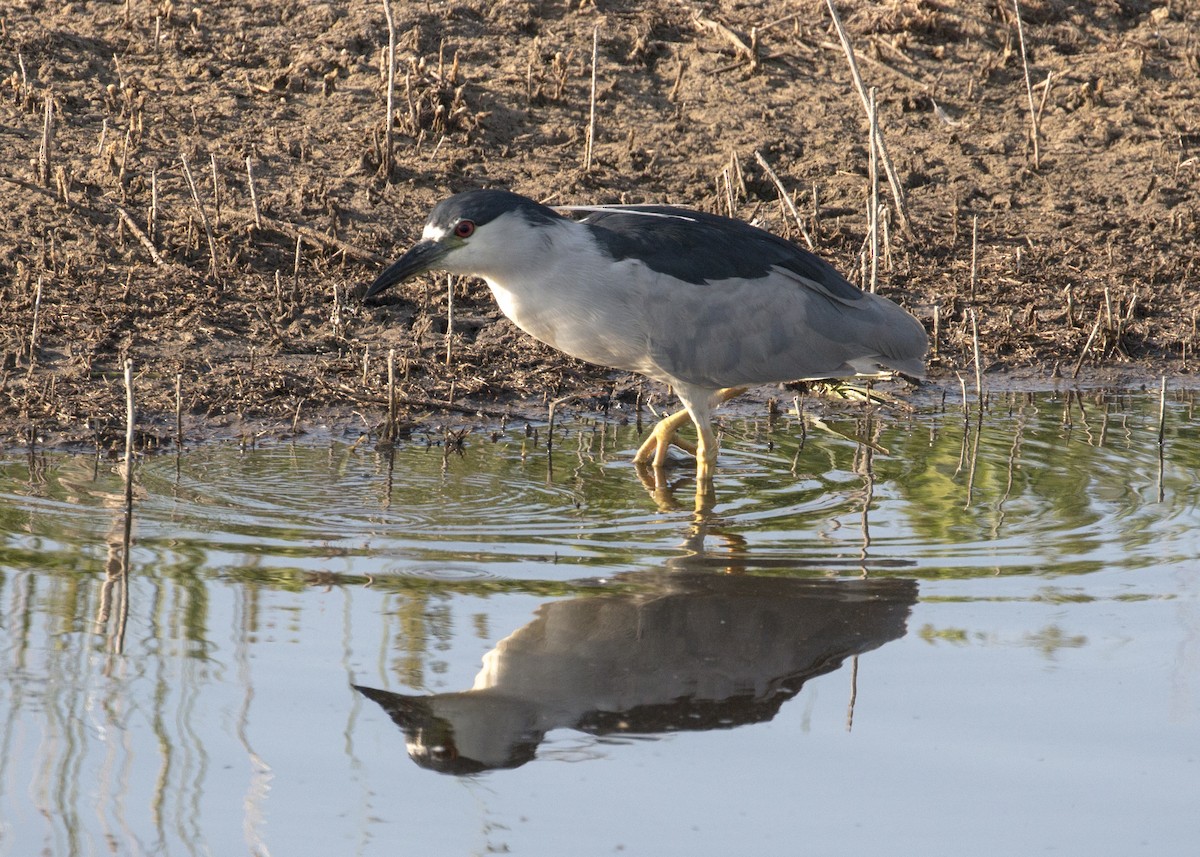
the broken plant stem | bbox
[868,86,879,293]
[123,359,135,509]
[970,214,978,301]
[246,156,262,228]
[381,0,397,179]
[222,206,379,262]
[38,94,54,187]
[180,152,220,279]
[970,308,984,414]
[1036,70,1054,125]
[116,205,166,266]
[385,347,397,443]
[824,0,915,240]
[1013,0,1041,169]
[445,275,454,366]
[28,276,44,365]
[149,168,158,243]
[292,234,302,305]
[210,152,221,227]
[754,150,815,250]
[1157,375,1167,446]
[175,372,183,448]
[585,25,599,171]
[1073,309,1103,379]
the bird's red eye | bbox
[454,220,475,238]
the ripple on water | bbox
[118,443,682,568]
[2,393,1196,579]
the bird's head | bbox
[365,189,562,299]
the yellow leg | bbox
[693,386,747,482]
[694,420,719,482]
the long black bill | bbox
[364,239,448,299]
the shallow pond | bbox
[1,388,1197,856]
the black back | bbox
[581,206,864,300]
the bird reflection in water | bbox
[355,570,917,775]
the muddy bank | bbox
[2,0,1197,451]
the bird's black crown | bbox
[428,189,561,231]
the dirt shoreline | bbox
[5,364,1187,457]
[2,1,1197,453]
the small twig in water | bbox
[970,308,984,414]
[175,372,184,448]
[1157,375,1167,446]
[123,359,136,509]
[384,348,398,443]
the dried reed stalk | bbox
[246,157,262,228]
[26,276,44,370]
[38,95,54,187]
[970,308,983,413]
[381,0,397,179]
[824,0,914,240]
[1013,0,1041,169]
[754,150,815,250]
[585,25,599,171]
[123,359,135,508]
[175,372,183,448]
[1157,376,1167,446]
[969,215,978,301]
[116,205,166,266]
[445,275,454,365]
[867,86,879,293]
[180,153,220,278]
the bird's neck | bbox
[478,220,594,309]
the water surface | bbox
[1,389,1197,855]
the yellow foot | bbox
[633,387,745,474]
[632,409,697,468]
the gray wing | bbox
[577,206,927,388]
[641,264,928,389]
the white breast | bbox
[481,225,659,377]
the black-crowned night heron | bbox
[365,189,927,481]
[354,573,916,773]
